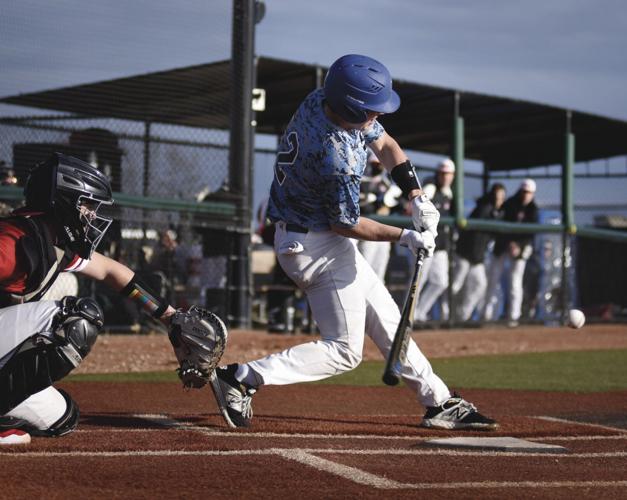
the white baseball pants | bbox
[357,240,391,282]
[483,253,528,322]
[0,301,69,430]
[414,249,449,322]
[246,225,451,407]
[451,257,487,321]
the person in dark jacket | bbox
[482,179,539,326]
[451,183,506,321]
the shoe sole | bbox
[0,430,31,445]
[208,371,237,428]
[421,419,499,431]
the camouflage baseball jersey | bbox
[267,89,384,231]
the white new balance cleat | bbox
[421,393,498,430]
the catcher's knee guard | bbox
[0,296,103,414]
[54,296,104,365]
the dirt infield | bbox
[78,323,627,374]
[2,324,626,498]
[1,383,626,499]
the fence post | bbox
[228,0,257,328]
[561,111,576,324]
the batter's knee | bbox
[332,342,363,373]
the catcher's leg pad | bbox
[168,306,228,389]
[0,297,103,414]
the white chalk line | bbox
[3,446,626,490]
[534,415,627,434]
[74,427,627,442]
[1,448,625,459]
[274,449,407,489]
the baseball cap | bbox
[437,158,455,173]
[520,178,536,193]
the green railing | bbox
[371,214,627,242]
[0,185,236,217]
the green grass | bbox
[68,349,627,392]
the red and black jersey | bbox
[0,212,85,305]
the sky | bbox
[1,0,626,216]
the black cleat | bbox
[421,393,498,430]
[209,364,256,428]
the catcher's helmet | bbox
[323,54,400,124]
[24,152,113,258]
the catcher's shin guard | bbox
[0,297,103,414]
[2,388,80,437]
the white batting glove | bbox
[410,195,440,238]
[398,229,435,257]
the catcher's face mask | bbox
[75,196,113,258]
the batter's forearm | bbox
[368,132,407,171]
[331,217,403,242]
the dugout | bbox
[2,55,627,325]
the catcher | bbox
[0,153,226,445]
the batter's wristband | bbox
[390,160,422,198]
[121,275,169,318]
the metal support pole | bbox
[228,0,256,328]
[142,121,151,246]
[482,163,490,195]
[449,94,465,325]
[315,66,324,89]
[453,96,465,227]
[561,112,576,324]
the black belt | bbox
[285,223,309,233]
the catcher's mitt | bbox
[168,305,228,388]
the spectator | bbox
[357,150,393,282]
[0,163,18,186]
[451,183,506,321]
[482,178,539,327]
[0,162,20,217]
[145,229,180,304]
[414,158,455,322]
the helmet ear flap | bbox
[24,156,58,211]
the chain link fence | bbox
[0,1,253,329]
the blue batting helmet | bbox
[323,54,401,124]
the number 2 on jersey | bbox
[274,131,299,185]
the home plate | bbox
[423,437,568,453]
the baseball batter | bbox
[210,54,497,431]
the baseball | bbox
[567,309,586,329]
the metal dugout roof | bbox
[2,56,626,171]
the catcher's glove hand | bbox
[168,305,228,389]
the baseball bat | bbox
[382,248,427,386]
